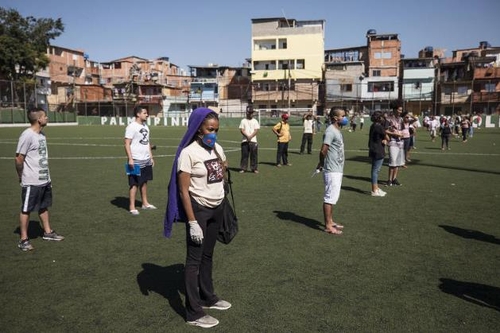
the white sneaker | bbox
[141,204,157,210]
[130,209,140,215]
[377,188,387,196]
[371,189,386,197]
[203,300,232,310]
[187,315,219,328]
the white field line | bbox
[0,140,499,159]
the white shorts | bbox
[323,172,343,205]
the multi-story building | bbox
[436,41,500,116]
[250,17,325,115]
[34,31,499,120]
[471,48,500,115]
[323,29,401,114]
[100,56,189,116]
[186,64,220,111]
[363,30,401,112]
[186,63,252,114]
[399,54,435,115]
[46,45,111,112]
[323,46,367,113]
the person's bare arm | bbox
[15,153,25,183]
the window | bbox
[341,84,352,92]
[457,86,468,95]
[485,83,496,92]
[279,60,294,70]
[372,70,381,77]
[254,39,276,50]
[296,59,305,69]
[279,38,287,49]
[374,52,392,59]
[368,81,394,92]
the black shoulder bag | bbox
[217,169,238,244]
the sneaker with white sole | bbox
[18,239,34,251]
[392,179,402,186]
[186,315,219,328]
[141,204,157,210]
[371,189,387,197]
[130,209,140,215]
[42,230,65,241]
[203,300,232,310]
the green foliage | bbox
[0,7,64,80]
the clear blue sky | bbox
[3,0,500,71]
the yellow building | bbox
[250,17,325,114]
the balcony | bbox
[474,67,500,79]
[471,91,500,103]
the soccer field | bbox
[1,123,499,332]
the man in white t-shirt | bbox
[15,107,65,251]
[238,108,260,173]
[124,107,156,215]
[300,111,315,154]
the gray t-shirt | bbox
[323,125,344,173]
[16,128,51,186]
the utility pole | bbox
[72,56,77,110]
[287,62,291,115]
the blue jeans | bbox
[371,158,384,185]
[276,142,289,165]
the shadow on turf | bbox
[439,225,500,245]
[439,278,500,312]
[13,220,44,239]
[111,196,143,211]
[137,263,186,319]
[273,210,323,231]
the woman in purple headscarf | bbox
[164,108,231,328]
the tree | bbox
[0,7,64,106]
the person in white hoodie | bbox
[429,116,440,142]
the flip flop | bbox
[324,227,343,235]
[333,223,344,230]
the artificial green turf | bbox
[0,123,499,332]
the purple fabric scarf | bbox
[163,108,214,238]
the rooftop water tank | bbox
[366,29,377,35]
[479,41,491,49]
[424,46,433,53]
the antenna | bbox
[281,9,291,27]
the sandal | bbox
[333,223,344,230]
[324,227,343,235]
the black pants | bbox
[441,135,450,149]
[184,199,223,321]
[240,142,258,171]
[276,142,289,165]
[300,133,313,154]
[461,127,468,141]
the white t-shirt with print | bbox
[16,128,51,186]
[125,121,151,161]
[178,141,226,208]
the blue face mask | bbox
[339,116,349,126]
[201,132,217,148]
